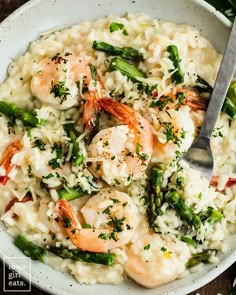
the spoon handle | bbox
[199,18,236,139]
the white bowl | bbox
[0,0,235,294]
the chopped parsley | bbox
[98,233,108,240]
[50,81,70,104]
[176,175,184,189]
[144,243,151,251]
[33,139,46,151]
[63,217,71,228]
[161,247,167,252]
[162,122,184,147]
[212,126,224,138]
[114,178,121,185]
[82,223,92,228]
[48,143,63,169]
[149,96,174,110]
[109,89,116,97]
[122,29,128,36]
[163,122,174,142]
[109,22,124,32]
[135,142,142,155]
[108,217,126,233]
[175,91,187,108]
[110,198,120,203]
[43,173,54,179]
[139,153,149,161]
[27,165,34,179]
[51,52,60,61]
[137,83,158,96]
[103,206,112,215]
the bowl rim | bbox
[0,0,234,295]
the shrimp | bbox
[151,106,195,165]
[153,88,208,111]
[0,141,22,185]
[88,98,154,186]
[31,52,102,128]
[57,188,139,252]
[5,195,33,218]
[124,233,191,288]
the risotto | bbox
[0,13,235,288]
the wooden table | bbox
[0,0,235,294]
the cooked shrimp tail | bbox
[89,98,153,185]
[99,97,154,152]
[184,89,209,110]
[98,97,135,125]
[0,141,22,185]
[57,189,139,252]
[83,96,101,129]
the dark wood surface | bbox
[0,0,235,294]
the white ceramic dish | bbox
[0,0,235,294]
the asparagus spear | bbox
[181,235,198,247]
[165,191,202,230]
[222,81,236,118]
[222,98,236,118]
[167,45,184,84]
[58,187,87,201]
[64,123,84,167]
[206,209,223,224]
[147,167,164,233]
[93,41,143,61]
[110,57,147,82]
[48,246,115,266]
[0,101,38,127]
[200,207,224,224]
[196,75,213,93]
[14,235,46,262]
[186,250,212,268]
[151,168,164,211]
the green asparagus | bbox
[93,41,143,61]
[196,75,213,94]
[200,207,224,224]
[110,57,147,82]
[186,250,212,268]
[64,123,84,167]
[58,187,87,201]
[151,168,164,210]
[165,191,202,229]
[167,45,184,84]
[147,167,164,233]
[181,235,198,247]
[48,246,115,266]
[222,81,236,118]
[223,98,236,118]
[14,235,46,262]
[206,209,223,224]
[0,101,38,127]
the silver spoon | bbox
[180,18,236,181]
